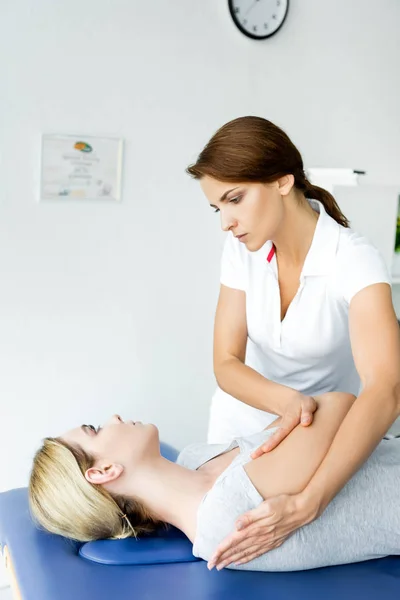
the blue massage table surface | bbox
[1,443,400,599]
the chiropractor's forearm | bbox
[304,383,400,517]
[246,393,356,499]
[215,357,299,416]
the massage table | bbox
[1,442,399,599]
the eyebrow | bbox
[210,187,240,209]
[219,187,239,202]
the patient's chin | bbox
[149,423,160,443]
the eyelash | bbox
[213,196,242,213]
[87,424,101,434]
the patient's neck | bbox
[118,457,216,541]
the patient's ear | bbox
[85,463,124,485]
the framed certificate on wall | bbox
[40,134,124,201]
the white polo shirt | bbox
[207,200,391,443]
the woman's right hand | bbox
[251,394,318,458]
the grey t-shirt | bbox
[177,429,400,571]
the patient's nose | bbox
[107,414,123,425]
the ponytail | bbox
[299,178,349,228]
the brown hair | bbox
[187,116,349,228]
[29,437,165,542]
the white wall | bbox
[335,185,399,270]
[1,0,400,550]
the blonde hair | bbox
[29,437,164,542]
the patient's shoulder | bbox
[176,443,206,469]
[176,440,239,470]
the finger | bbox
[300,413,313,426]
[236,504,279,532]
[234,537,288,566]
[250,445,267,459]
[234,546,272,566]
[210,538,254,568]
[210,531,263,568]
[234,545,269,566]
[235,512,256,531]
[251,424,295,456]
[218,532,283,568]
[208,531,245,567]
[235,551,262,566]
[208,497,288,568]
[208,520,287,569]
[215,528,275,566]
[308,396,318,412]
[217,540,267,569]
[302,397,318,421]
[252,430,286,455]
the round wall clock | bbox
[228,0,289,40]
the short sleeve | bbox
[220,233,247,291]
[337,238,391,304]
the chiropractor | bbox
[186,116,400,570]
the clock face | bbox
[228,0,289,40]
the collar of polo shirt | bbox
[261,200,341,278]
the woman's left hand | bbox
[207,492,318,570]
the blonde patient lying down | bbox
[29,392,400,572]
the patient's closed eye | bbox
[84,424,101,434]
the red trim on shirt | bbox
[266,245,275,263]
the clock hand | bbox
[245,0,260,18]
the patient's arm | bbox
[244,392,356,500]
